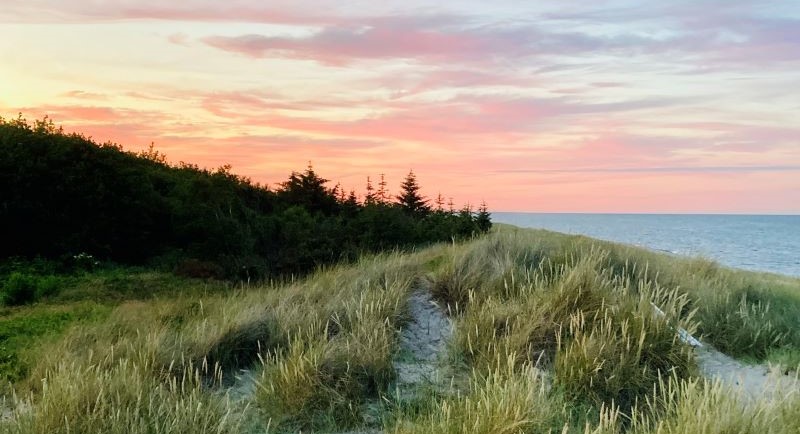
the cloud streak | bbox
[497,165,800,174]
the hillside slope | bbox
[1,228,799,433]
[0,116,486,278]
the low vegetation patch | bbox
[0,228,799,433]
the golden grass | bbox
[2,228,799,433]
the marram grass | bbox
[1,228,799,433]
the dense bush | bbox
[0,115,491,279]
[1,272,62,305]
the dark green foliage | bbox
[0,116,491,279]
[475,201,492,233]
[1,272,62,305]
[174,259,225,280]
[396,170,430,216]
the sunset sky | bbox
[2,1,799,213]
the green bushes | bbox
[0,303,109,383]
[0,116,491,279]
[1,272,62,305]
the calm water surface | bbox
[491,213,800,277]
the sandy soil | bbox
[696,345,800,402]
[392,288,453,399]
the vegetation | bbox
[0,114,490,282]
[0,228,798,433]
[2,115,799,432]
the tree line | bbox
[0,115,491,279]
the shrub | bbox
[173,259,225,280]
[2,272,37,305]
[1,273,63,306]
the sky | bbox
[1,0,799,213]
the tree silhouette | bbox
[396,170,430,215]
[365,176,376,205]
[278,163,338,214]
[476,201,492,233]
[435,193,445,212]
[0,116,494,280]
[377,173,389,204]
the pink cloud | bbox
[60,90,108,100]
[167,32,190,46]
[201,24,505,65]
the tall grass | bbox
[1,250,427,433]
[434,234,697,414]
[2,355,244,434]
[391,356,562,434]
[628,375,800,434]
[2,228,799,433]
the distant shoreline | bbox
[490,213,800,278]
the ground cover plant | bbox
[0,228,798,433]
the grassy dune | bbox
[1,227,799,433]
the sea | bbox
[491,213,800,277]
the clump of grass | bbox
[0,272,62,306]
[766,347,800,374]
[0,303,109,384]
[2,358,245,434]
[698,291,787,359]
[250,254,417,430]
[628,375,800,434]
[391,356,561,434]
[439,233,697,415]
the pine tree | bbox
[447,197,455,214]
[377,173,389,204]
[278,162,338,214]
[396,170,430,215]
[343,190,359,216]
[476,201,492,233]
[333,182,345,202]
[435,193,445,212]
[365,176,376,205]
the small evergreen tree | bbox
[343,190,359,216]
[396,170,430,216]
[278,163,338,214]
[476,201,492,233]
[435,193,445,212]
[377,173,389,204]
[365,176,376,205]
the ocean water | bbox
[491,213,800,277]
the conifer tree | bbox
[343,190,359,216]
[377,173,389,204]
[396,170,430,215]
[476,201,492,233]
[435,193,445,212]
[279,162,337,214]
[365,176,376,205]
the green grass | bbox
[1,227,799,433]
[0,265,230,386]
[0,303,110,384]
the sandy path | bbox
[223,286,454,433]
[392,288,453,401]
[696,346,800,402]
